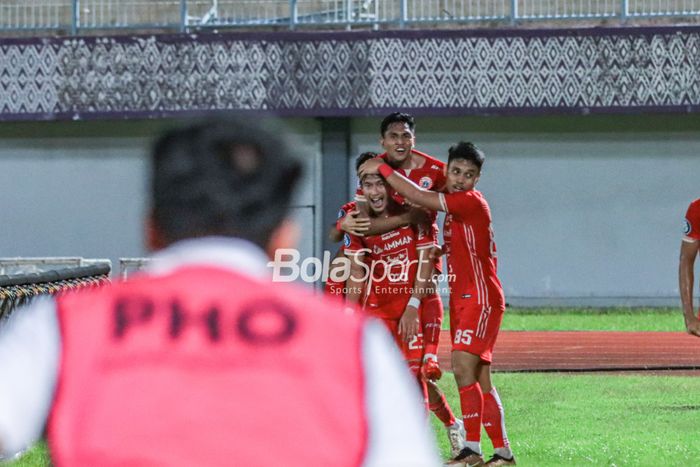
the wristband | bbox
[407,296,421,309]
[378,163,395,179]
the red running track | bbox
[436,330,700,372]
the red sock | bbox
[483,387,510,449]
[429,392,456,427]
[421,293,443,356]
[417,376,429,411]
[459,382,483,442]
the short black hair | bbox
[151,117,302,249]
[355,151,377,173]
[447,141,485,170]
[380,112,415,137]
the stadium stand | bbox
[0,0,698,35]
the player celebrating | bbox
[680,198,700,337]
[343,169,467,459]
[360,142,516,466]
[346,112,448,382]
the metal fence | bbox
[0,1,699,33]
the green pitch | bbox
[430,372,700,466]
[443,307,684,332]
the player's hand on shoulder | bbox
[340,209,370,236]
[398,304,420,342]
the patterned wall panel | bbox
[0,27,699,120]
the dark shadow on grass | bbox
[659,405,700,411]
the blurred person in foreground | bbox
[680,198,700,337]
[0,118,440,467]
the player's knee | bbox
[451,353,478,384]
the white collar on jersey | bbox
[146,236,270,279]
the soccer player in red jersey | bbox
[360,142,516,466]
[344,170,467,458]
[347,113,448,382]
[680,198,700,337]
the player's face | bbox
[446,159,480,193]
[380,122,415,166]
[361,175,388,215]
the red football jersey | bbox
[356,149,445,247]
[684,199,700,241]
[345,223,433,319]
[439,190,505,311]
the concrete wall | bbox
[0,114,697,304]
[0,118,322,278]
[350,114,700,306]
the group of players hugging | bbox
[324,113,516,467]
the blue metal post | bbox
[620,0,628,21]
[399,0,407,28]
[71,0,78,35]
[290,0,297,30]
[510,0,518,25]
[180,0,187,32]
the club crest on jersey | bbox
[337,208,346,219]
[373,245,383,255]
[343,234,351,247]
[419,176,433,189]
[684,219,692,235]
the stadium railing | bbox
[0,257,111,321]
[0,1,699,34]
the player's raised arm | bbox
[360,158,444,212]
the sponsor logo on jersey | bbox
[384,248,410,283]
[384,235,413,250]
[684,219,692,235]
[380,230,400,241]
[337,208,346,219]
[343,234,351,247]
[419,176,433,189]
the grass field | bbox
[462,306,684,332]
[7,307,693,466]
[430,372,700,466]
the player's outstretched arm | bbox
[363,207,430,237]
[679,239,700,337]
[359,159,443,212]
[328,225,344,242]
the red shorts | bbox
[378,317,424,376]
[449,301,504,363]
